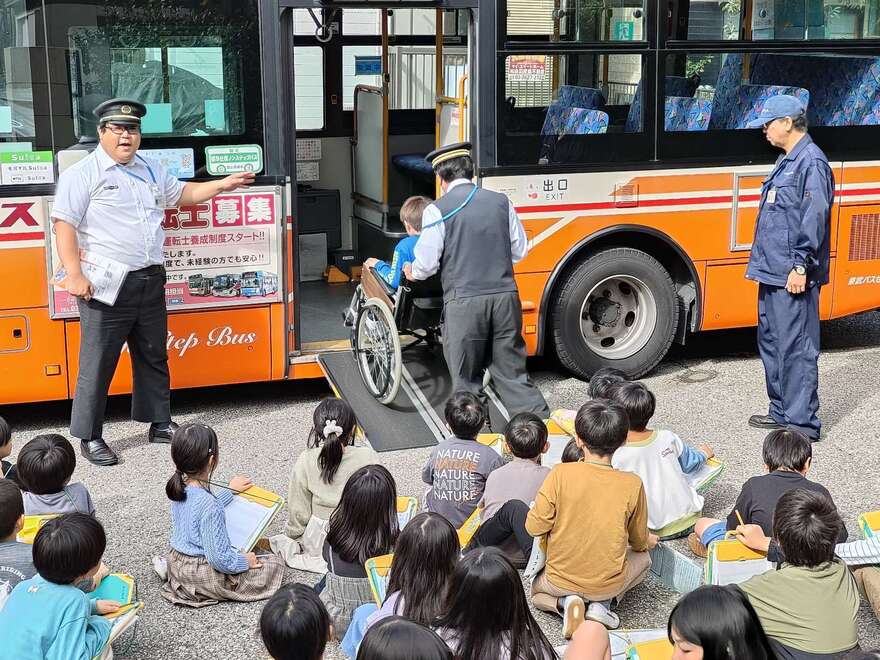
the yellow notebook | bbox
[476,433,505,456]
[859,510,880,538]
[397,496,419,529]
[92,574,142,620]
[626,638,674,659]
[224,484,285,552]
[457,506,483,548]
[550,409,577,437]
[365,553,394,606]
[705,534,772,586]
[17,514,59,545]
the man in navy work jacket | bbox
[403,142,549,419]
[745,95,834,442]
[52,99,255,466]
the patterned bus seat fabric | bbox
[625,75,699,133]
[664,97,713,132]
[556,85,606,110]
[708,53,745,129]
[720,84,810,130]
[750,53,880,126]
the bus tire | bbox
[550,247,678,380]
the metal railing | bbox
[388,48,467,109]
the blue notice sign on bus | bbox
[355,55,382,76]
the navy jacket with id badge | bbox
[745,134,834,288]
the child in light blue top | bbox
[0,513,121,660]
[363,195,430,289]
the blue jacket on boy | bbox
[374,235,418,290]
[0,574,112,660]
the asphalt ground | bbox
[3,310,880,658]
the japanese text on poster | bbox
[47,186,283,319]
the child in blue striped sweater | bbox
[160,422,284,607]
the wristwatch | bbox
[793,265,806,276]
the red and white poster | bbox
[47,186,283,319]
[507,55,548,83]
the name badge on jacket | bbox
[767,189,777,204]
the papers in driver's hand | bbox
[54,250,128,306]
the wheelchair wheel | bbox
[353,297,402,404]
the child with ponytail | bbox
[270,398,378,572]
[160,422,284,607]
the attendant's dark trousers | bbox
[70,266,170,440]
[757,283,821,439]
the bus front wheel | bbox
[550,247,679,380]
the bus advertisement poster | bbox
[45,186,284,319]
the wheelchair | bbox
[348,266,444,404]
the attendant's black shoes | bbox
[80,439,119,466]
[748,414,785,430]
[148,421,179,444]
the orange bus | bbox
[2,0,880,407]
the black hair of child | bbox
[0,478,24,539]
[668,585,775,660]
[0,416,10,447]
[608,381,655,432]
[444,391,486,439]
[386,512,460,626]
[166,422,220,502]
[33,513,106,585]
[504,412,547,460]
[773,488,843,568]
[561,439,582,463]
[307,397,357,484]
[588,367,628,400]
[260,583,331,660]
[574,399,629,458]
[434,547,556,660]
[17,434,76,495]
[326,464,399,567]
[762,428,812,472]
[357,616,452,660]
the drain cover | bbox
[677,369,718,384]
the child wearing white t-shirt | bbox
[609,381,713,539]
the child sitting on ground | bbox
[561,439,582,463]
[17,434,95,516]
[0,513,121,659]
[527,399,657,634]
[468,413,550,565]
[0,416,19,484]
[321,464,399,636]
[738,489,860,659]
[609,381,712,539]
[689,428,846,557]
[422,391,504,528]
[589,367,628,400]
[272,398,378,572]
[434,547,557,660]
[161,422,284,607]
[260,583,332,660]
[364,195,430,289]
[342,511,460,657]
[0,479,35,610]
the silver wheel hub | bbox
[579,275,657,359]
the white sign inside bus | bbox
[205,144,264,176]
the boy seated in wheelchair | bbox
[345,195,431,326]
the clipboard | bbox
[859,510,880,538]
[17,514,60,544]
[705,533,772,586]
[365,553,394,606]
[396,496,419,529]
[625,637,674,659]
[224,485,285,552]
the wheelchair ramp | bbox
[318,347,510,453]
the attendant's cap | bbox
[425,142,472,170]
[93,98,146,126]
[746,95,806,129]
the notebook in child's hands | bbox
[705,534,772,586]
[625,636,674,659]
[859,510,880,538]
[554,629,668,660]
[685,457,726,494]
[223,484,285,552]
[92,574,140,619]
[365,554,393,606]
[396,496,419,529]
[17,514,59,544]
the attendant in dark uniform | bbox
[745,96,834,441]
[404,143,550,418]
[52,99,255,465]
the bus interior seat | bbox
[708,53,745,129]
[625,75,700,133]
[539,108,609,163]
[664,97,712,131]
[392,153,434,181]
[715,84,810,130]
[749,53,880,127]
[557,85,606,110]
